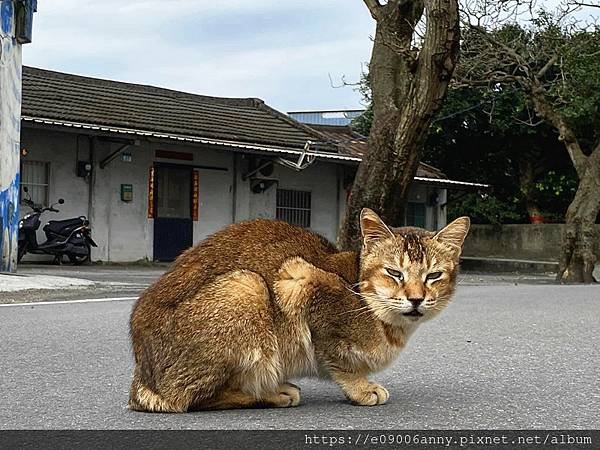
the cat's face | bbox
[358,209,470,327]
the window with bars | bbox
[276,189,311,228]
[406,202,426,228]
[20,161,50,209]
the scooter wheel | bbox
[17,242,27,263]
[68,244,91,265]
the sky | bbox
[22,1,599,114]
[23,1,376,113]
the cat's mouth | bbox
[403,310,423,318]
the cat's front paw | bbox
[347,382,389,406]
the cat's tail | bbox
[128,372,185,413]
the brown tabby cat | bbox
[129,209,469,412]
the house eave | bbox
[21,116,361,164]
[413,176,491,190]
[21,116,491,190]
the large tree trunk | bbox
[338,0,460,250]
[518,157,542,221]
[530,83,600,283]
[556,143,600,283]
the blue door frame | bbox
[153,164,193,261]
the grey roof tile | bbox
[21,66,332,151]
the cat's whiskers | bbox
[339,304,374,316]
[351,297,397,319]
[342,282,370,299]
[343,284,361,296]
[364,299,403,315]
[351,308,378,320]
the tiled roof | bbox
[309,124,367,157]
[19,66,458,181]
[309,124,447,179]
[21,66,331,151]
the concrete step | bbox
[460,256,558,274]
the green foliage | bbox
[351,70,373,136]
[533,170,578,198]
[553,30,600,145]
[352,18,600,226]
[352,104,373,137]
[530,169,578,222]
[425,79,572,218]
[447,193,524,226]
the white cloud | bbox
[23,0,375,111]
[24,1,600,111]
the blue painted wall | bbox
[0,0,13,34]
[0,174,19,271]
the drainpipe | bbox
[87,136,95,239]
[231,155,237,223]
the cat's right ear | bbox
[434,216,470,251]
[360,208,394,248]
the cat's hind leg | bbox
[130,269,282,413]
[197,382,301,410]
[275,256,344,316]
[129,371,191,413]
[175,270,289,410]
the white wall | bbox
[334,177,447,232]
[93,139,236,261]
[91,139,154,262]
[233,157,342,242]
[19,129,91,262]
[19,125,446,261]
[21,129,240,262]
[273,161,340,241]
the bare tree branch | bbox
[569,1,600,8]
[363,0,383,20]
[536,53,560,79]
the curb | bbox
[460,256,558,274]
[0,273,96,293]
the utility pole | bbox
[0,0,35,272]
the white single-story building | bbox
[19,67,486,262]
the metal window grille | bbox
[20,161,49,208]
[406,202,426,228]
[276,189,311,228]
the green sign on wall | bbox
[121,184,133,202]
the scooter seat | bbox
[43,218,86,235]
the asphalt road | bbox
[1,264,167,303]
[3,264,556,304]
[1,283,599,430]
[16,263,167,286]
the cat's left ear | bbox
[360,208,394,247]
[434,217,470,251]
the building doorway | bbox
[153,165,193,261]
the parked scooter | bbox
[18,187,97,265]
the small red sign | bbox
[192,170,199,221]
[148,166,155,219]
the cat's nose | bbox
[408,298,424,308]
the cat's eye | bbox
[385,268,404,280]
[426,271,443,281]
